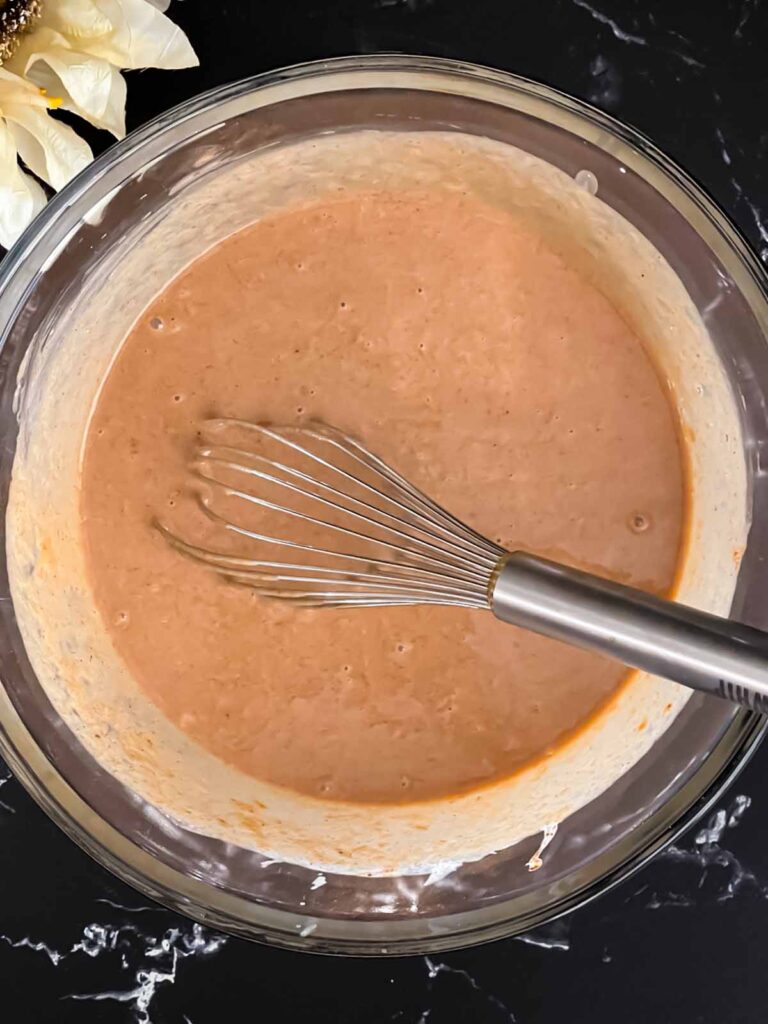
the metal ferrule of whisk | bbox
[160,418,768,713]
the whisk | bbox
[160,418,768,712]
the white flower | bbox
[0,66,89,245]
[0,0,197,248]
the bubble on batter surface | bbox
[574,169,598,195]
[629,512,651,533]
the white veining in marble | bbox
[642,794,763,909]
[722,150,768,263]
[645,890,695,910]
[0,934,66,965]
[574,1,704,69]
[735,0,758,37]
[0,769,15,815]
[0,914,227,1024]
[96,897,160,914]
[715,127,733,166]
[68,924,227,1022]
[375,0,433,10]
[420,956,516,1021]
[572,0,646,45]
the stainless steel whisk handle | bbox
[491,553,768,712]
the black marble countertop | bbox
[1,2,767,1021]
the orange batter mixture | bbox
[80,188,685,804]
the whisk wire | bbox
[160,526,482,598]
[194,469,490,585]
[161,419,503,608]
[320,424,499,555]
[217,420,499,559]
[197,446,496,573]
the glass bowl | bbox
[1,55,767,955]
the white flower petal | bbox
[146,0,171,10]
[42,0,198,70]
[0,121,47,249]
[41,0,114,41]
[19,30,128,137]
[0,65,50,108]
[4,101,92,190]
[95,0,198,69]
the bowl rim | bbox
[1,53,767,955]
